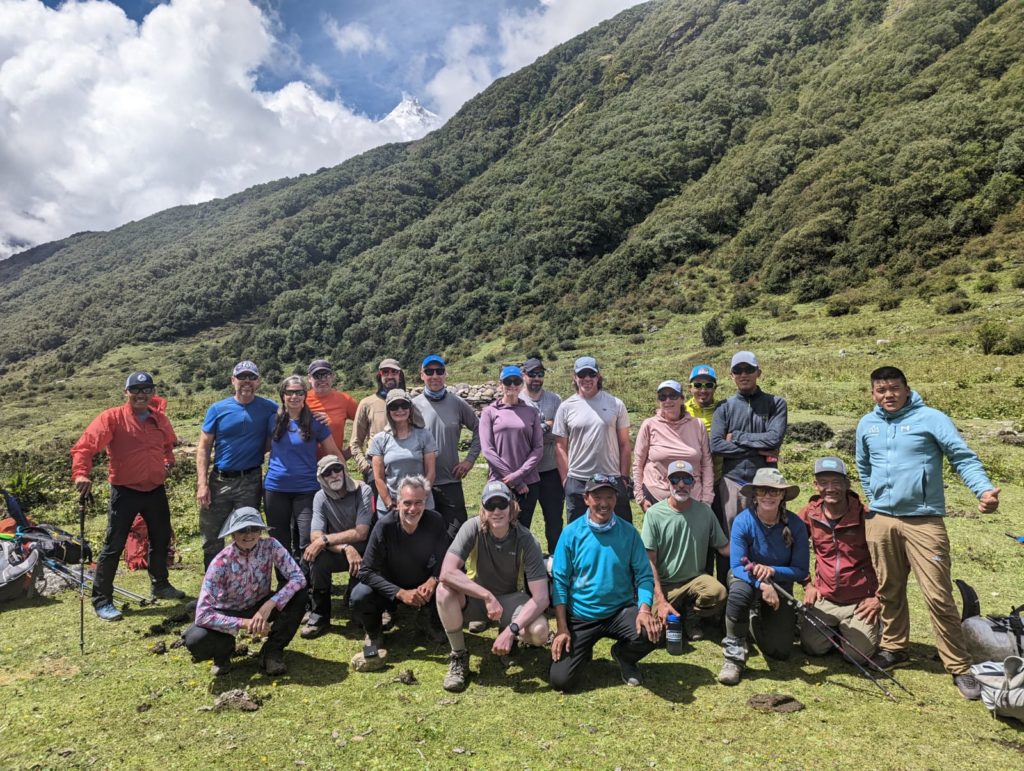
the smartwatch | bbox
[508,622,521,638]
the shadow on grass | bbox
[200,650,351,690]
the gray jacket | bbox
[710,388,787,484]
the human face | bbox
[232,526,263,551]
[283,386,307,410]
[321,464,346,491]
[584,487,617,524]
[397,486,426,532]
[813,473,849,507]
[689,378,717,408]
[668,473,694,504]
[574,369,599,398]
[379,367,401,390]
[872,378,911,413]
[657,389,682,416]
[124,385,154,412]
[481,497,512,533]
[730,365,760,395]
[387,402,411,424]
[524,367,545,395]
[310,369,334,396]
[421,364,447,392]
[501,377,523,400]
[753,486,785,516]
[232,373,259,403]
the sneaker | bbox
[953,673,982,700]
[151,583,186,601]
[610,642,643,686]
[683,612,704,641]
[467,620,489,634]
[210,658,232,677]
[300,622,328,640]
[259,648,287,676]
[718,660,742,686]
[443,650,470,692]
[873,649,910,670]
[94,602,123,622]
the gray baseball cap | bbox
[481,480,512,503]
[814,456,848,477]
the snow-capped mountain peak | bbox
[379,95,441,141]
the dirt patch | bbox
[0,656,80,686]
[747,693,804,713]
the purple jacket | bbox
[479,400,543,488]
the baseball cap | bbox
[657,380,683,395]
[730,351,759,370]
[233,360,259,377]
[481,480,512,503]
[666,460,695,478]
[814,456,848,477]
[307,359,333,375]
[574,356,599,374]
[500,365,523,380]
[584,473,618,493]
[689,365,717,382]
[422,355,445,369]
[125,372,154,389]
[522,357,543,372]
[377,358,402,371]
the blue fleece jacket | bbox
[551,513,654,621]
[730,507,809,589]
[855,391,993,518]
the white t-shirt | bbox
[552,390,629,480]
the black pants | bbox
[513,482,540,529]
[521,468,565,554]
[564,476,633,523]
[184,589,308,662]
[351,582,438,639]
[725,577,797,660]
[307,547,362,625]
[264,490,315,559]
[91,484,172,607]
[548,605,656,691]
[432,482,468,539]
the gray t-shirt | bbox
[368,428,438,511]
[552,390,630,480]
[311,484,375,539]
[521,389,562,473]
[413,391,481,485]
[448,517,547,596]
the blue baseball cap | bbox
[421,355,445,369]
[500,365,522,380]
[689,365,717,382]
[574,356,599,374]
[232,360,259,377]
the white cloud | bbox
[325,20,388,55]
[424,24,494,119]
[0,0,415,258]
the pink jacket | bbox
[633,413,713,506]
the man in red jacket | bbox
[71,372,186,621]
[796,456,880,659]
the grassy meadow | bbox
[2,276,1024,769]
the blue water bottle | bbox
[666,614,684,655]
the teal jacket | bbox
[855,392,993,517]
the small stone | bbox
[136,703,151,713]
[150,641,167,655]
[352,649,389,672]
[396,668,417,685]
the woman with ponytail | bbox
[718,468,809,686]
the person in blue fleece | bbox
[856,365,1000,701]
[718,468,808,686]
[549,475,660,691]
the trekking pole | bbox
[78,491,91,654]
[44,559,152,605]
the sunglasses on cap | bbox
[320,465,345,477]
[732,365,757,375]
[387,402,411,411]
[235,373,258,381]
[590,473,617,485]
[502,377,523,386]
[127,385,155,395]
[657,392,680,401]
[669,474,695,486]
[423,367,445,376]
[482,498,510,512]
[690,382,716,390]
[237,526,263,535]
[525,369,545,377]
[283,389,306,397]
[576,369,598,379]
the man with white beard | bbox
[641,461,730,641]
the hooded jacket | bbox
[798,492,877,605]
[311,455,373,541]
[855,391,993,518]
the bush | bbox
[826,297,854,316]
[975,275,998,293]
[733,286,755,309]
[977,321,1006,354]
[794,275,831,303]
[725,313,749,336]
[628,334,645,344]
[701,317,725,347]
[1012,268,1024,289]
[994,329,1024,355]
[983,258,1001,273]
[877,293,902,311]
[934,294,972,314]
[4,470,51,510]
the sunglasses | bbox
[657,392,680,401]
[576,370,598,379]
[235,373,258,381]
[525,369,545,377]
[321,465,345,477]
[690,382,716,390]
[590,473,617,485]
[732,366,757,375]
[388,402,411,411]
[311,371,332,379]
[423,367,445,376]
[669,474,695,486]
[502,378,523,386]
[283,389,306,397]
[754,486,785,496]
[237,526,263,535]
[482,498,510,512]
[127,386,154,395]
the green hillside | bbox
[1,0,1022,394]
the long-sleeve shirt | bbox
[710,388,787,484]
[358,510,449,598]
[551,514,654,621]
[632,413,713,505]
[684,396,724,481]
[412,391,481,485]
[195,537,306,634]
[71,403,176,491]
[479,401,544,487]
[730,507,809,589]
[350,394,389,474]
[797,493,877,605]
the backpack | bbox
[124,514,177,571]
[971,657,1024,724]
[16,524,92,565]
[957,579,1024,663]
[0,539,41,602]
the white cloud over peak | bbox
[325,20,388,55]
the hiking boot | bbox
[259,647,287,676]
[94,602,123,622]
[151,583,186,601]
[210,657,232,677]
[873,649,910,670]
[610,642,643,687]
[718,660,742,686]
[443,650,470,692]
[468,620,489,634]
[683,612,704,641]
[953,673,982,700]
[300,622,328,639]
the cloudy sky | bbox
[0,0,644,258]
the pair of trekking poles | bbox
[741,557,912,701]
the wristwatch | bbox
[321,534,329,547]
[508,622,521,638]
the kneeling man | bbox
[437,481,551,692]
[550,476,659,691]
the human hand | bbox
[345,546,362,576]
[492,627,515,657]
[415,578,437,603]
[979,488,1000,514]
[655,597,674,625]
[302,539,324,563]
[484,593,503,621]
[313,411,329,424]
[760,583,780,610]
[74,476,92,496]
[396,588,423,607]
[453,460,474,479]
[803,584,818,607]
[195,481,210,507]
[636,607,661,643]
[855,596,881,625]
[551,630,571,661]
[749,563,775,582]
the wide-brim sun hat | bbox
[739,468,800,502]
[218,506,269,539]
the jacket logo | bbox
[867,426,880,435]
[900,425,912,433]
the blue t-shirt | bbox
[264,417,332,493]
[201,396,278,472]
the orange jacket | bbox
[71,404,177,491]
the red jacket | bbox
[797,492,878,605]
[71,403,176,492]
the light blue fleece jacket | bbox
[551,513,654,621]
[855,391,993,518]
